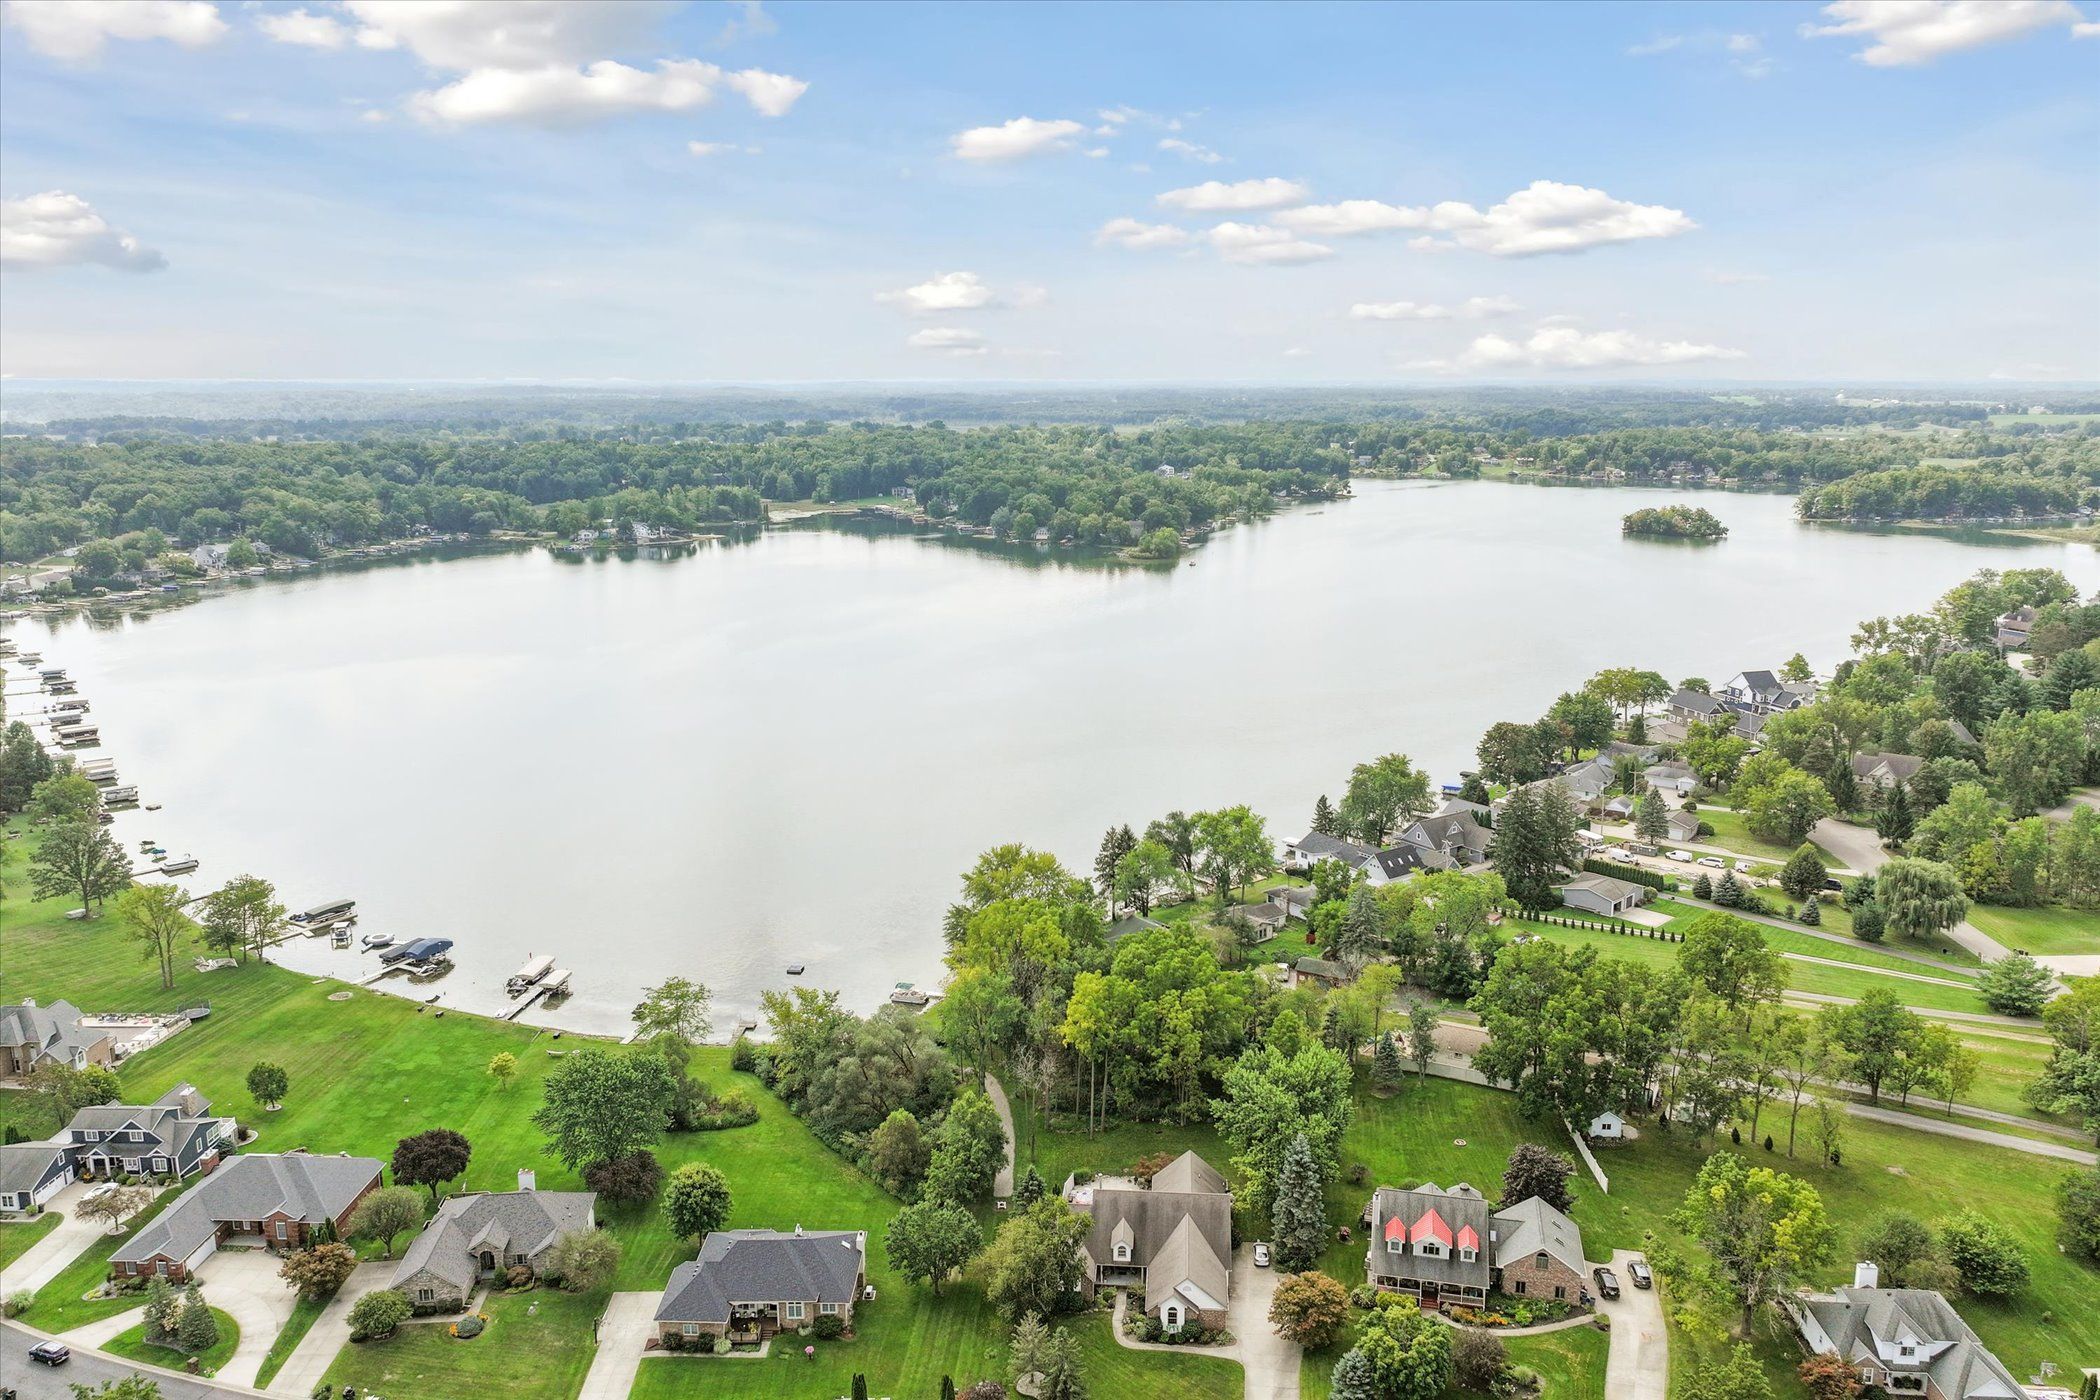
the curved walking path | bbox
[1429,1309,1601,1338]
[1777,990,2038,1029]
[985,1072,1016,1199]
[1807,817,2016,966]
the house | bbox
[0,1142,76,1214]
[1285,831,1375,872]
[63,1083,235,1181]
[1585,1111,1626,1141]
[1644,762,1697,797]
[1852,753,1927,791]
[1290,956,1349,989]
[1555,874,1650,918]
[1228,902,1288,936]
[1273,887,1319,922]
[1,999,114,1077]
[1360,841,1450,887]
[1105,913,1167,944]
[1431,796,1493,820]
[188,544,230,571]
[1599,796,1636,821]
[1553,760,1617,806]
[1395,811,1494,868]
[1788,1265,2030,1400]
[1718,671,1813,715]
[1946,718,1978,747]
[1601,741,1663,765]
[1669,689,1727,724]
[1996,605,2037,651]
[391,1171,596,1308]
[1665,811,1702,845]
[655,1227,867,1345]
[110,1152,384,1283]
[1364,1183,1588,1312]
[1075,1152,1232,1333]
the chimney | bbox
[518,1168,536,1193]
[1854,1261,1879,1289]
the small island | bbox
[1622,504,1729,540]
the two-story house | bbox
[1788,1264,2030,1400]
[1,999,114,1078]
[64,1084,235,1181]
[1363,1182,1589,1313]
[1072,1151,1233,1334]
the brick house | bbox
[1364,1183,1589,1312]
[391,1171,596,1309]
[654,1227,867,1345]
[1491,1196,1589,1304]
[110,1151,383,1283]
[1,999,114,1077]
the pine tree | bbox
[1713,870,1744,908]
[1800,894,1821,926]
[1014,1164,1045,1208]
[1636,789,1669,840]
[1320,1002,1347,1052]
[1692,872,1713,900]
[1877,782,1914,843]
[177,1283,218,1353]
[1040,1327,1087,1400]
[1373,1033,1404,1092]
[852,1374,869,1400]
[1270,1133,1329,1273]
[142,1277,177,1343]
[1825,755,1860,813]
[1312,794,1337,836]
[1330,1348,1380,1400]
[1093,825,1135,898]
[941,1379,957,1400]
[1627,712,1648,744]
[1009,1312,1051,1389]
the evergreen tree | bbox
[1825,755,1860,813]
[1014,1163,1045,1208]
[1320,1002,1347,1052]
[1330,1349,1380,1400]
[1800,894,1821,926]
[1713,871,1744,908]
[1492,782,1582,912]
[1693,872,1713,900]
[1636,789,1669,840]
[1039,1327,1087,1400]
[1311,794,1337,836]
[142,1277,177,1342]
[1878,782,1914,843]
[1270,1133,1329,1273]
[1628,712,1648,744]
[1009,1312,1051,1388]
[177,1283,218,1353]
[1373,1033,1404,1092]
[1780,845,1827,903]
[1093,825,1135,899]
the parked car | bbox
[1253,1243,1272,1268]
[1697,856,1725,869]
[1627,1258,1653,1289]
[1592,1267,1621,1300]
[1666,849,1695,862]
[1821,877,1844,892]
[29,1342,70,1367]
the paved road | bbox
[1843,1102,2096,1165]
[1806,817,2022,965]
[1,1319,260,1400]
[1109,1248,1302,1400]
[985,1072,1016,1199]
[1594,1250,1666,1400]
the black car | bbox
[1592,1266,1621,1300]
[1821,877,1844,892]
[29,1341,71,1366]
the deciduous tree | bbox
[885,1199,983,1294]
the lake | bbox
[12,481,2099,1036]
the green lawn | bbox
[1969,903,2100,958]
[23,1189,181,1331]
[101,1306,241,1378]
[0,1211,62,1272]
[253,1292,327,1389]
[1696,808,1831,866]
[323,1286,602,1400]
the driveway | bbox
[1110,1247,1300,1400]
[1,1182,156,1298]
[1594,1248,1666,1400]
[192,1247,302,1388]
[577,1290,661,1400]
[985,1072,1016,1199]
[1807,816,1887,875]
[266,1259,392,1397]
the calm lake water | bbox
[12,481,2099,1035]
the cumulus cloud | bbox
[1417,325,1744,372]
[341,0,672,69]
[1158,177,1309,212]
[257,6,352,47]
[2,0,224,61]
[1,191,167,272]
[712,0,776,47]
[1208,222,1332,266]
[1803,0,2097,65]
[408,58,805,125]
[1350,296,1519,321]
[878,271,997,314]
[950,117,1086,161]
[1282,180,1695,257]
[906,327,987,356]
[1094,217,1191,251]
[1158,137,1223,164]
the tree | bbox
[632,977,713,1046]
[29,820,132,913]
[176,1283,217,1354]
[1211,1021,1354,1219]
[1451,1328,1508,1392]
[925,1086,1007,1206]
[545,1227,620,1291]
[1144,812,1200,892]
[392,1128,474,1203]
[1014,1163,1045,1207]
[1636,789,1670,841]
[1877,781,1915,843]
[1669,1152,1836,1337]
[79,1184,150,1233]
[1329,886,1385,973]
[1311,794,1338,836]
[142,1277,179,1341]
[1196,804,1275,903]
[348,1288,412,1340]
[1978,953,2053,1018]
[346,1186,424,1259]
[28,772,101,825]
[1779,846,1827,903]
[1680,914,1787,1012]
[1338,753,1432,846]
[197,875,286,964]
[1112,839,1176,916]
[1094,824,1136,899]
[1822,990,1920,1105]
[1270,1133,1328,1273]
[1935,1210,2029,1296]
[66,1381,166,1400]
[1372,1033,1403,1091]
[585,1150,663,1203]
[1493,782,1581,911]
[2056,1166,2100,1260]
[114,883,192,991]
[245,1061,288,1111]
[1855,1212,1938,1287]
[1548,690,1614,759]
[663,1162,733,1241]
[1682,1343,1775,1400]
[1877,857,1968,943]
[486,1050,517,1091]
[1800,894,1821,926]
[1745,770,1835,847]
[868,1108,932,1196]
[534,1048,674,1171]
[1037,1327,1086,1400]
[280,1241,358,1298]
[885,1199,983,1294]
[983,1197,1090,1321]
[1329,1348,1380,1400]
[31,1062,121,1119]
[1799,1352,1864,1400]
[1267,1270,1349,1348]
[1009,1312,1051,1391]
[1476,721,1546,787]
[1355,1295,1452,1400]
[1406,1000,1438,1079]
[1500,1143,1577,1214]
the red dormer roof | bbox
[1456,1224,1479,1252]
[1382,1215,1406,1241]
[1409,1208,1453,1247]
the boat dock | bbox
[502,968,572,1020]
[506,954,555,996]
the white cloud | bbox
[1,191,166,272]
[1084,147,1110,158]
[1350,296,1519,321]
[950,117,1086,161]
[1158,137,1223,164]
[1094,217,1190,251]
[408,58,805,125]
[2,0,224,61]
[1419,324,1744,372]
[258,6,351,48]
[878,271,996,314]
[712,0,776,47]
[688,140,759,156]
[1802,0,2096,65]
[1158,177,1309,212]
[341,0,674,69]
[1208,222,1332,266]
[906,327,987,356]
[1274,200,1431,236]
[1278,182,1693,255]
[1627,29,1772,75]
[1626,34,1687,55]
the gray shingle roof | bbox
[1670,689,1724,716]
[0,1000,103,1069]
[1080,1152,1231,1312]
[113,1153,384,1266]
[1367,1184,1491,1290]
[0,1142,72,1196]
[1796,1287,2025,1400]
[1290,832,1375,865]
[655,1229,866,1324]
[391,1188,596,1292]
[1490,1196,1585,1274]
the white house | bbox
[1585,1111,1626,1141]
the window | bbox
[1459,1247,1476,1262]
[1417,1241,1442,1258]
[274,1221,288,1240]
[1553,1285,1566,1300]
[1535,1252,1549,1269]
[1386,1237,1402,1254]
[155,1260,169,1276]
[785,1302,805,1321]
[821,1303,839,1315]
[1513,1280,1527,1295]
[1113,1242,1130,1262]
[682,1324,700,1337]
[416,1289,433,1303]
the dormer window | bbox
[1386,1238,1403,1255]
[1460,1248,1477,1262]
[1113,1243,1130,1262]
[1417,1241,1443,1259]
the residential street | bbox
[0,1319,261,1400]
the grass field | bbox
[101,1305,241,1377]
[253,1293,327,1389]
[323,1286,603,1400]
[24,1188,181,1332]
[0,1211,62,1272]
[1969,903,2100,958]
[1695,808,1831,866]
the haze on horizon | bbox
[1,0,2096,385]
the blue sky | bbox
[1,0,2095,382]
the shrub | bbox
[452,1313,485,1339]
[1452,1328,1507,1390]
[691,1090,759,1130]
[812,1312,847,1340]
[3,1291,32,1319]
[730,1036,757,1072]
[505,1265,534,1291]
[545,1227,621,1292]
[280,1242,358,1299]
[1936,1210,2030,1295]
[347,1289,411,1342]
[584,1150,663,1203]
